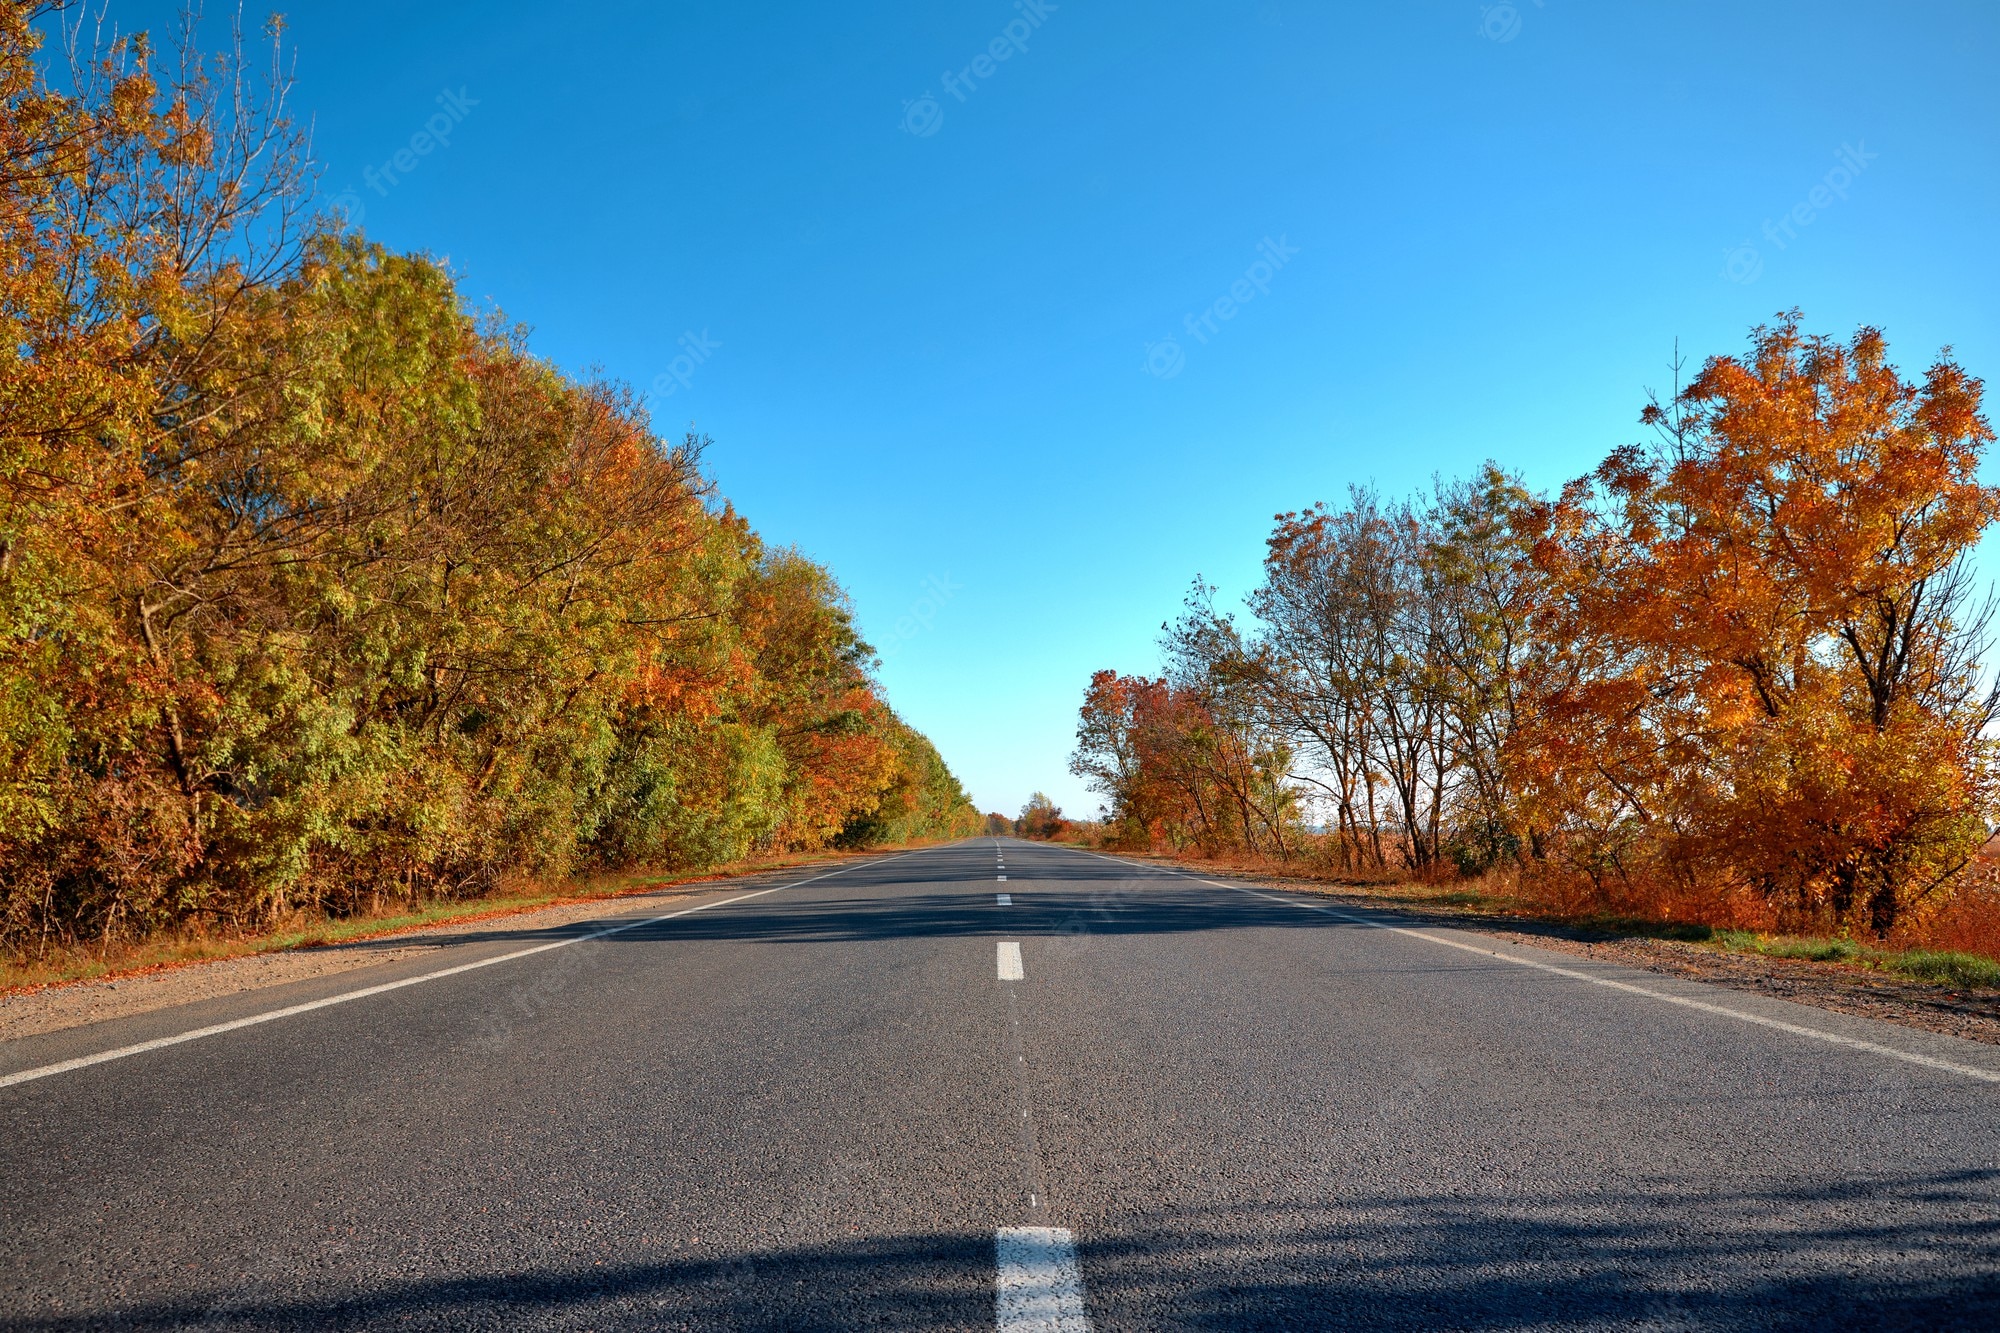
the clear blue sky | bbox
[105,0,2000,818]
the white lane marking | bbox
[0,848,939,1091]
[998,941,1025,981]
[998,893,1013,905]
[996,1226,1092,1331]
[1048,844,2000,1087]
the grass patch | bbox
[1877,949,2000,989]
[1699,931,2000,990]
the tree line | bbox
[983,792,1067,840]
[1073,320,1999,937]
[0,7,978,951]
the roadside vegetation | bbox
[1082,841,2000,996]
[0,843,921,993]
[1068,319,2000,974]
[0,7,979,969]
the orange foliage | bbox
[1076,316,2000,944]
[1522,317,1999,933]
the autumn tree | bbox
[1525,318,1999,932]
[1418,466,1549,870]
[1078,317,1998,937]
[1018,791,1065,840]
[1160,584,1300,857]
[0,8,977,950]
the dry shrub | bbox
[1510,857,1782,933]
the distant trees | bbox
[0,7,977,950]
[1016,792,1066,840]
[1072,316,2000,937]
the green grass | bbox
[1697,929,1999,990]
[1056,850,2000,995]
[1880,949,2000,989]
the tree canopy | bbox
[0,7,978,949]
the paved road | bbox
[4,838,2000,1330]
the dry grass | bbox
[0,844,915,996]
[1058,836,2000,993]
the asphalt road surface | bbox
[5,838,2000,1330]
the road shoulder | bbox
[0,861,844,1045]
[1080,848,2000,1048]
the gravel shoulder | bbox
[0,860,842,1045]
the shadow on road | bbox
[10,1171,1998,1330]
[326,858,1399,955]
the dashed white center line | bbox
[997,941,1024,981]
[996,1226,1092,1331]
[997,893,1012,905]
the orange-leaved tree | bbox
[1523,317,2000,933]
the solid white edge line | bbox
[997,941,1025,981]
[0,843,951,1091]
[1050,844,2000,1086]
[996,1225,1091,1331]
